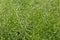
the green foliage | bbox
[0,0,60,40]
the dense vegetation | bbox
[0,0,60,40]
